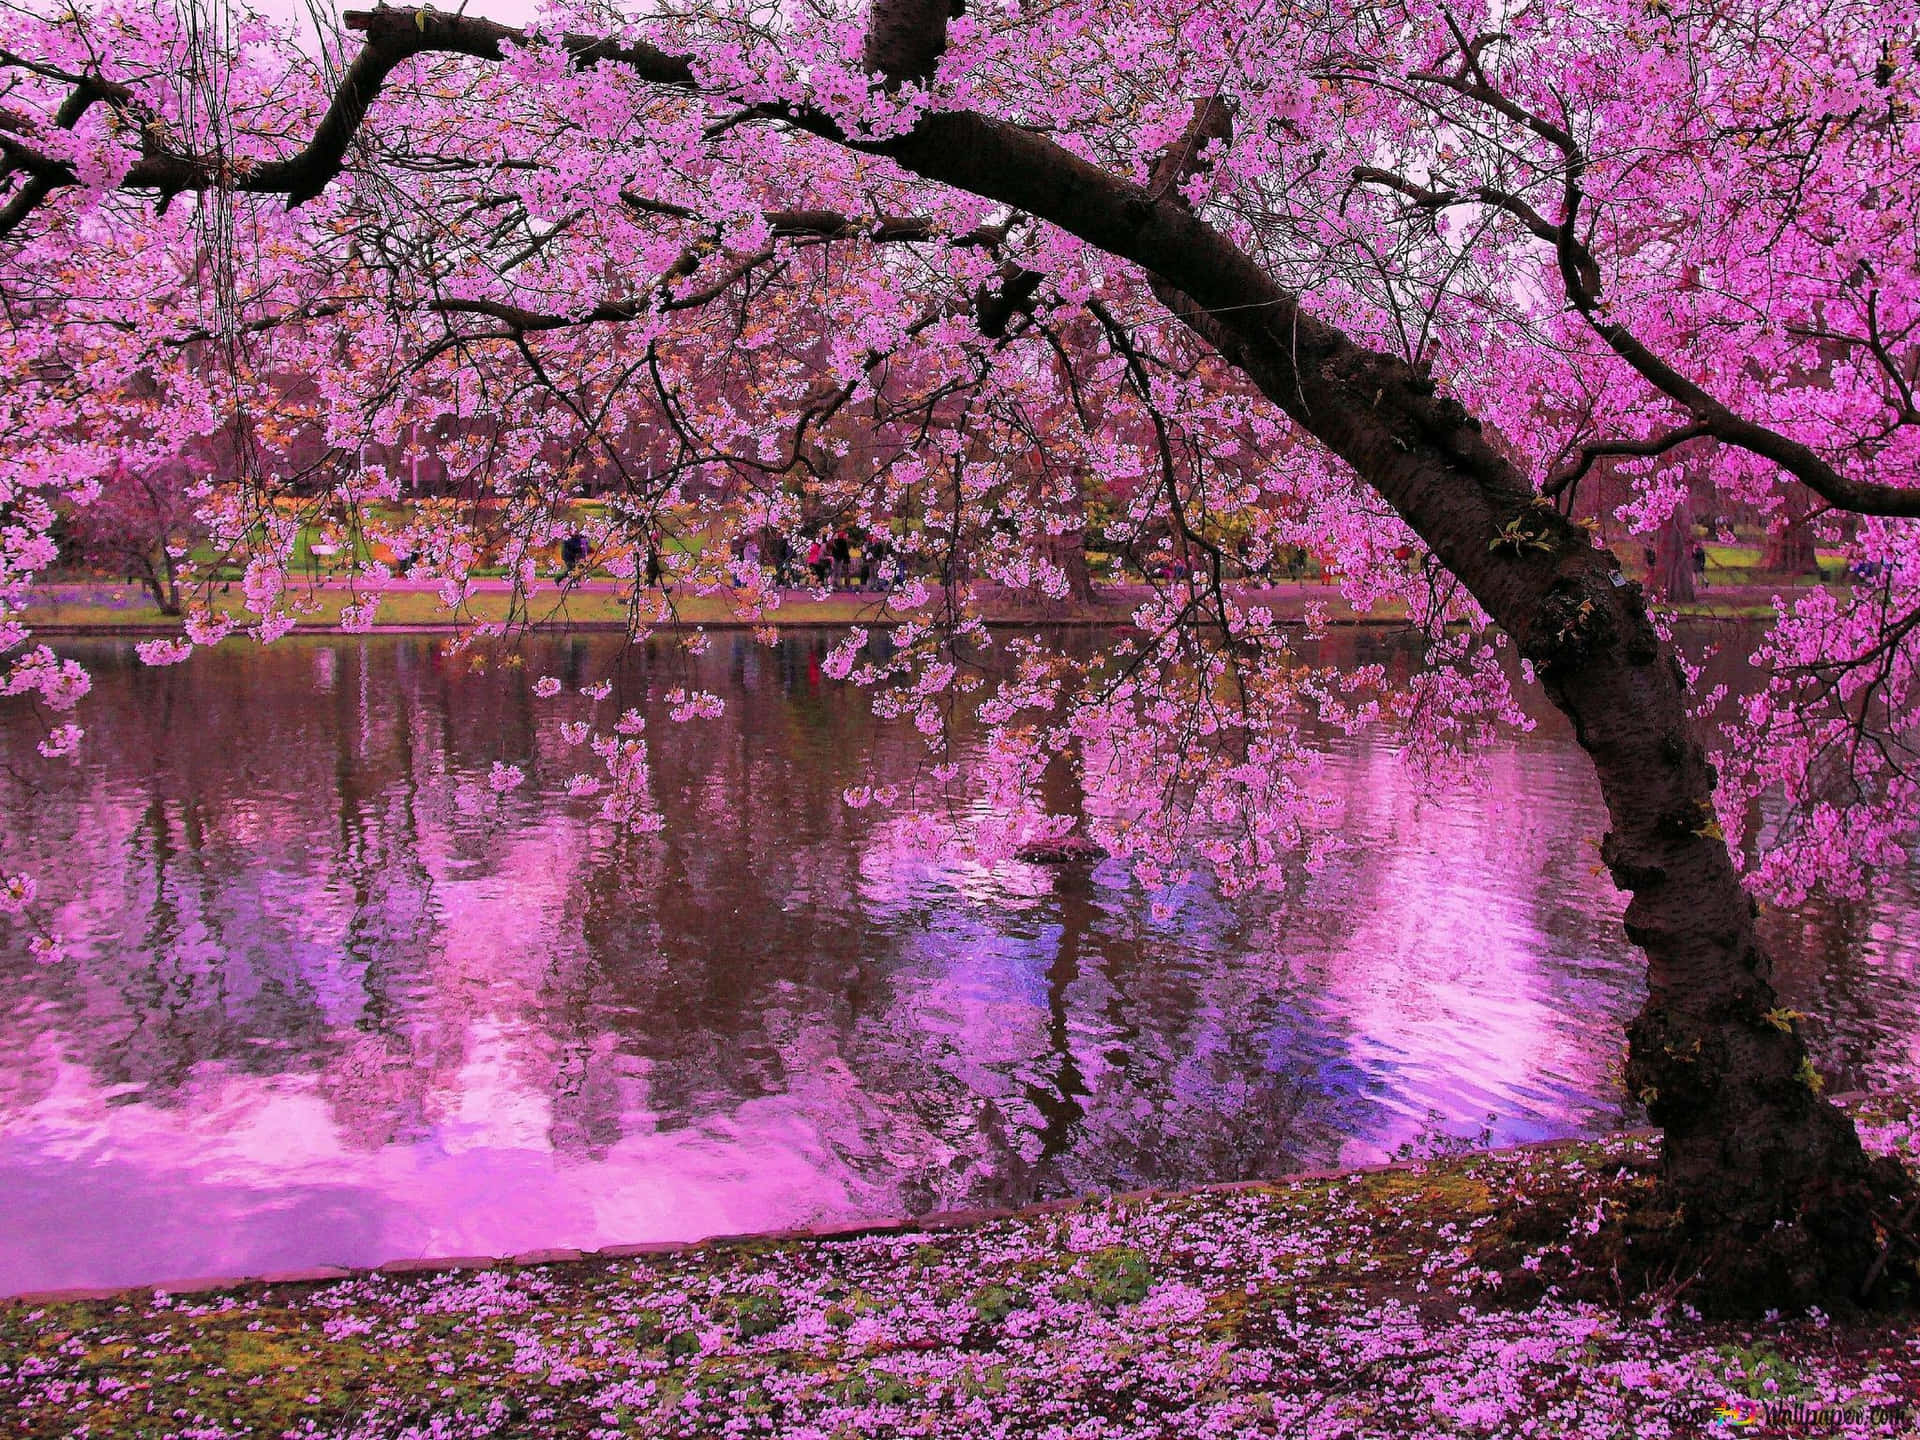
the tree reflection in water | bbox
[0,631,1914,1291]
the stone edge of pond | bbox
[0,1123,1692,1310]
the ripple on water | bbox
[0,631,1915,1291]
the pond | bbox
[2,630,1916,1293]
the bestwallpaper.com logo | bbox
[1702,1397,1916,1431]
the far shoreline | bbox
[22,576,1789,639]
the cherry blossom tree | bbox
[60,457,209,615]
[1,0,1917,1308]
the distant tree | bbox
[63,461,208,617]
[1762,489,1824,578]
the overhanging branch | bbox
[1380,45,1920,518]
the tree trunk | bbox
[1033,489,1096,609]
[1764,490,1821,576]
[1042,525,1095,606]
[1764,526,1818,576]
[1653,493,1696,602]
[137,549,183,617]
[157,546,183,618]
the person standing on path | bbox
[831,530,852,590]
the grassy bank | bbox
[18,581,1408,634]
[20,579,1792,637]
[4,1094,1916,1438]
[19,584,907,633]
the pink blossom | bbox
[252,612,297,645]
[666,689,724,722]
[134,638,194,668]
[338,598,380,633]
[185,612,234,647]
[36,723,82,759]
[0,872,36,915]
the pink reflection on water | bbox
[0,634,1915,1293]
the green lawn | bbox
[1696,542,1847,586]
[21,585,925,632]
[174,502,709,583]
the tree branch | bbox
[1387,55,1920,518]
[862,0,959,85]
[1148,95,1232,204]
[0,7,699,237]
[1541,422,1714,498]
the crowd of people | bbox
[550,524,906,591]
[551,525,1334,591]
[736,527,902,591]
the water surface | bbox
[1,631,1915,1293]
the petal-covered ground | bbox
[4,1097,1918,1439]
